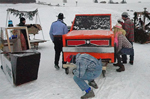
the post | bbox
[5,28,11,52]
[6,11,9,27]
[25,27,31,49]
[143,8,147,24]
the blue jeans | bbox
[73,71,101,91]
[122,41,134,62]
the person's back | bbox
[123,18,134,42]
[76,53,102,71]
[50,13,68,42]
[74,53,102,78]
[117,34,132,52]
[50,20,67,38]
[49,13,68,70]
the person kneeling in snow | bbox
[113,23,133,72]
[66,53,102,99]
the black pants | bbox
[53,37,66,66]
[116,52,123,66]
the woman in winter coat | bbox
[113,23,133,72]
[66,53,102,99]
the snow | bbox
[0,1,150,99]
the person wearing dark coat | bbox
[18,17,30,49]
[121,12,134,65]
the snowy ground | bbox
[0,1,150,99]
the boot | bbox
[65,68,69,74]
[116,65,125,72]
[81,90,95,99]
[113,63,120,67]
[129,61,133,65]
[88,80,98,89]
[54,65,60,70]
[122,61,127,64]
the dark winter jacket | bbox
[123,18,134,42]
[18,22,30,49]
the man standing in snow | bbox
[49,13,68,69]
[121,12,134,65]
[18,17,31,50]
[66,53,102,99]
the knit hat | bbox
[122,12,128,18]
[8,20,13,27]
[114,23,122,29]
[57,13,65,20]
[66,55,76,63]
[117,19,123,22]
[20,17,25,22]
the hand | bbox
[72,68,77,75]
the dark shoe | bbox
[88,80,98,89]
[113,63,120,67]
[122,61,127,64]
[129,61,133,65]
[1,65,3,70]
[116,65,125,72]
[54,65,60,70]
[65,68,69,74]
[81,90,95,99]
